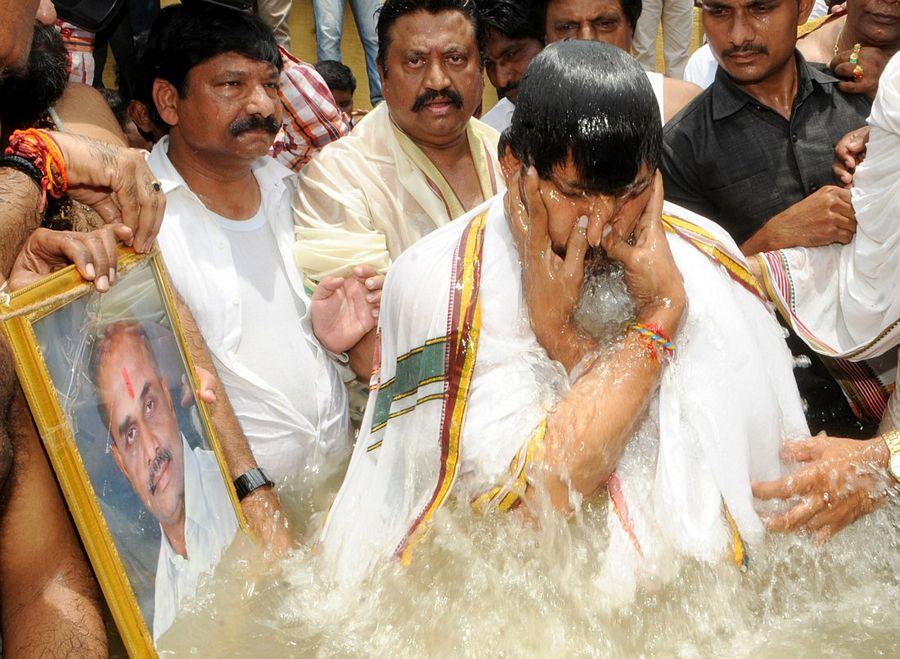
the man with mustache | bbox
[685,0,899,95]
[146,5,381,487]
[661,0,877,437]
[477,0,545,132]
[292,0,503,286]
[92,322,238,641]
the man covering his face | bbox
[317,42,807,600]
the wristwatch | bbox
[233,467,274,501]
[883,430,900,483]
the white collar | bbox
[148,135,294,200]
[158,434,219,562]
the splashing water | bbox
[157,471,900,657]
[156,262,899,657]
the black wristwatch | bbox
[233,467,274,501]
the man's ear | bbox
[499,144,523,180]
[153,78,180,128]
[127,99,155,134]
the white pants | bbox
[632,0,693,79]
[256,0,292,50]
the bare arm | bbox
[0,391,106,658]
[662,77,702,124]
[740,185,857,254]
[507,169,686,512]
[539,304,682,510]
[171,290,293,555]
[52,83,127,147]
[0,168,43,275]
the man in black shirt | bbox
[662,0,872,252]
[661,0,876,437]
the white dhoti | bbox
[318,194,808,597]
[756,53,900,432]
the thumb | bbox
[311,276,344,300]
[563,218,589,278]
[601,222,630,264]
[111,223,135,245]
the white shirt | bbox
[481,72,666,133]
[152,436,237,641]
[209,208,320,428]
[480,96,515,133]
[683,44,718,90]
[150,137,350,482]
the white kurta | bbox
[757,52,900,432]
[150,139,351,482]
[292,102,503,282]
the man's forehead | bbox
[549,0,623,19]
[485,31,536,57]
[388,10,477,52]
[191,51,279,78]
[700,0,780,8]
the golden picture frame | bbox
[0,248,248,657]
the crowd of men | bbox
[0,0,897,653]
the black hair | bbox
[315,60,357,94]
[538,0,643,33]
[502,40,661,195]
[141,3,282,127]
[376,0,484,69]
[0,24,69,127]
[476,0,544,43]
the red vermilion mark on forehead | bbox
[122,367,135,400]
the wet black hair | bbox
[376,0,484,70]
[315,60,357,94]
[538,0,643,33]
[141,3,282,126]
[476,0,545,44]
[502,40,661,195]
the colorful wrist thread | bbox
[5,129,69,210]
[628,322,675,365]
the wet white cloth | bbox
[150,138,351,482]
[318,194,808,592]
[153,436,237,641]
[480,97,516,133]
[756,53,900,431]
[292,102,502,282]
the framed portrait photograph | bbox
[0,250,246,657]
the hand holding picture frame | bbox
[0,249,247,657]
